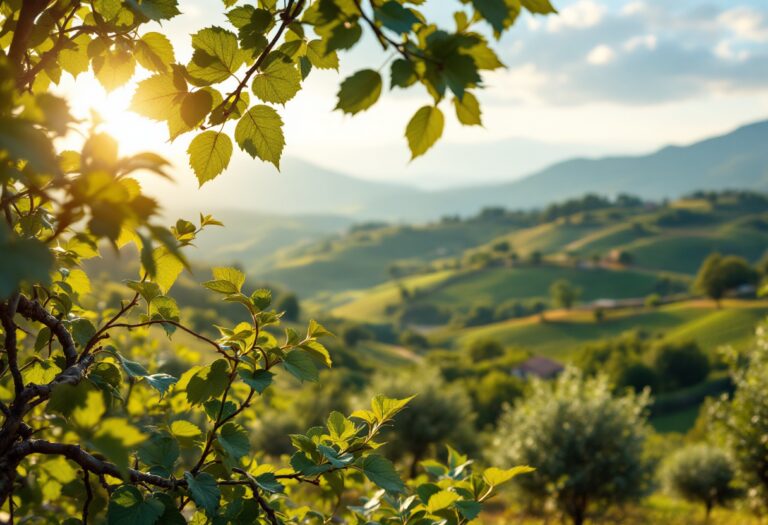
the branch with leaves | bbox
[0,0,553,521]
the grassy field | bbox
[435,300,768,359]
[483,494,767,524]
[259,220,518,296]
[422,265,682,307]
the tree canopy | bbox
[0,0,552,521]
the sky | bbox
[61,0,768,193]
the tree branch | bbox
[15,296,76,367]
[12,439,179,489]
[7,0,51,75]
[204,0,303,128]
[0,293,24,396]
[109,320,233,362]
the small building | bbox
[512,356,565,380]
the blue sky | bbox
[63,0,768,194]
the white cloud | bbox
[718,7,768,43]
[622,1,647,17]
[483,64,558,104]
[714,40,750,62]
[623,34,658,52]
[548,0,606,32]
[586,44,616,65]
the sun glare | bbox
[60,75,173,159]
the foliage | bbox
[652,340,710,390]
[370,369,477,477]
[491,368,653,525]
[694,254,758,305]
[0,0,546,520]
[549,279,580,309]
[662,444,738,518]
[466,338,505,362]
[715,327,768,509]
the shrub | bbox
[466,338,505,362]
[653,340,710,390]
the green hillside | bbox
[434,300,768,359]
[249,193,768,305]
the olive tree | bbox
[716,329,768,509]
[0,0,552,521]
[491,368,652,525]
[662,444,738,522]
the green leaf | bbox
[405,105,444,159]
[187,27,248,85]
[483,466,534,487]
[213,267,245,291]
[254,472,285,493]
[107,485,164,525]
[427,490,460,513]
[360,454,405,493]
[127,0,181,21]
[188,131,233,186]
[135,32,175,72]
[471,0,516,33]
[390,58,417,89]
[130,70,187,121]
[371,395,413,422]
[0,233,54,299]
[186,359,230,405]
[138,431,180,471]
[453,92,482,126]
[202,279,239,294]
[170,420,202,439]
[234,105,285,168]
[522,0,557,14]
[283,349,318,382]
[374,2,420,34]
[145,374,179,395]
[184,472,221,516]
[181,90,214,127]
[306,40,338,70]
[456,500,483,520]
[251,288,272,310]
[93,49,136,91]
[335,70,382,115]
[252,54,302,104]
[218,423,250,462]
[318,445,354,468]
[71,318,96,348]
[149,246,185,293]
[238,368,274,393]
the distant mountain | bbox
[194,119,768,221]
[421,119,768,217]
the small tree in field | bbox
[0,0,552,520]
[550,279,581,310]
[694,253,757,307]
[662,444,738,522]
[491,368,652,525]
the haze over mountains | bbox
[181,118,768,222]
